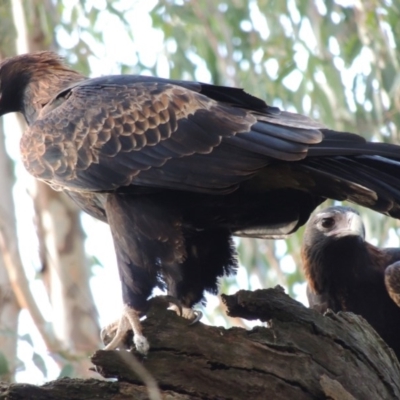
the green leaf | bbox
[0,352,10,376]
[32,352,47,377]
[19,333,34,347]
[58,364,74,379]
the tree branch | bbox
[2,288,398,399]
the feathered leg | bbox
[102,193,185,353]
[163,229,237,319]
[101,251,156,353]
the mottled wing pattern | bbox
[20,76,323,194]
[22,81,223,187]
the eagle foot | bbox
[101,305,149,354]
[148,295,202,324]
[165,297,203,324]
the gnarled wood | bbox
[1,288,399,399]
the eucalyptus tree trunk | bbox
[19,0,101,375]
[0,2,21,383]
[0,0,101,380]
[0,118,20,383]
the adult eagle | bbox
[301,206,400,359]
[2,52,400,352]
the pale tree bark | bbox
[16,0,102,374]
[0,111,64,375]
[0,2,68,373]
[0,0,21,383]
[0,0,101,379]
[0,119,20,383]
[33,185,101,357]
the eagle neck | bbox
[303,235,371,294]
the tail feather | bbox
[301,155,400,218]
[308,142,400,158]
[313,157,400,198]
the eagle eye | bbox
[321,217,335,229]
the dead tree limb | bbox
[1,287,399,399]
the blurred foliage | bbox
[150,0,400,137]
[0,351,10,377]
[57,363,74,379]
[12,0,400,314]
[141,0,400,301]
[3,0,400,381]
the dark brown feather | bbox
[4,52,400,328]
[384,261,400,307]
[302,206,400,359]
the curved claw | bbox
[164,295,183,317]
[150,295,202,324]
[188,310,203,325]
[101,305,149,354]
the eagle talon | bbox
[168,302,202,324]
[101,305,149,354]
[189,310,203,325]
[149,295,202,323]
[164,295,183,316]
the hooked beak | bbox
[326,211,365,239]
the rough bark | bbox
[0,3,21,382]
[0,0,71,375]
[0,287,399,399]
[33,185,101,354]
[0,0,100,378]
[0,119,20,383]
[15,0,102,376]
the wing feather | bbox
[20,76,330,193]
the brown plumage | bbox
[302,206,400,359]
[3,52,400,352]
[385,262,400,308]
